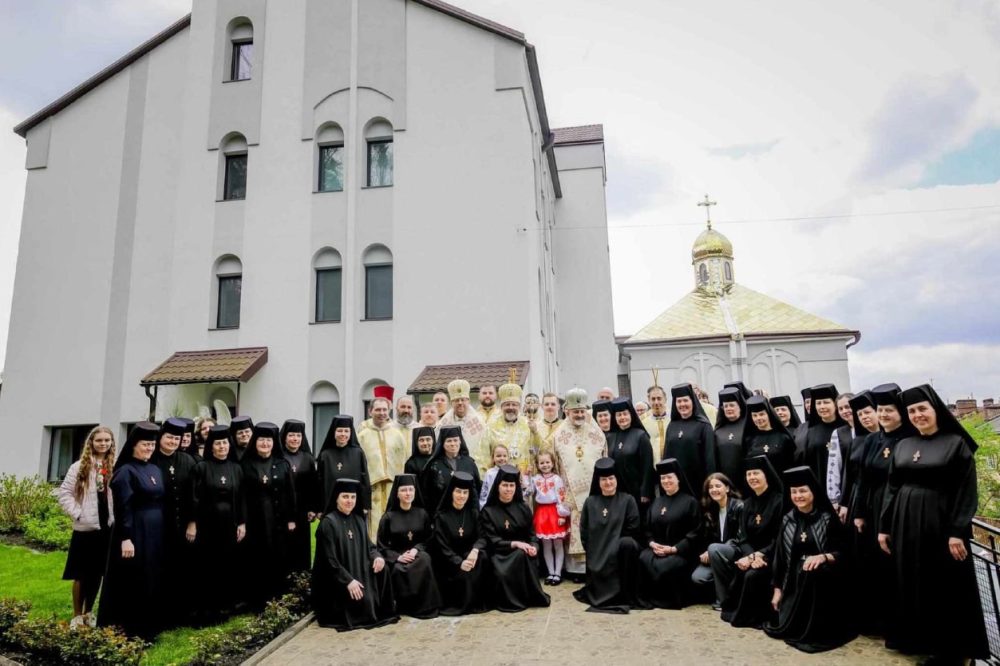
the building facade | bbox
[0,0,617,479]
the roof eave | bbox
[624,329,860,347]
[525,44,562,199]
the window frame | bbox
[366,138,394,188]
[364,263,393,321]
[317,143,345,193]
[312,401,341,445]
[223,153,248,201]
[230,39,253,82]
[315,267,343,323]
[216,274,242,329]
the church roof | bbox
[626,284,857,344]
[553,125,604,145]
[408,361,530,393]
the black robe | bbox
[765,509,856,652]
[609,428,654,504]
[97,460,166,639]
[879,433,988,659]
[714,421,745,492]
[432,506,491,615]
[573,493,640,613]
[721,486,783,627]
[284,448,319,572]
[404,453,432,476]
[312,511,398,631]
[800,422,844,493]
[240,456,297,607]
[317,445,372,515]
[637,492,701,609]
[663,419,716,492]
[376,507,441,618]
[745,431,796,476]
[422,455,481,512]
[190,458,244,616]
[480,501,551,612]
[840,430,872,520]
[150,449,198,626]
[792,421,809,462]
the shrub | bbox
[0,474,53,533]
[21,494,73,550]
[3,613,146,665]
[0,597,32,642]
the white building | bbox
[0,0,617,480]
[620,219,859,411]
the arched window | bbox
[363,245,392,320]
[213,255,242,329]
[313,247,342,323]
[220,133,248,201]
[360,378,388,419]
[365,119,393,187]
[724,261,733,281]
[698,263,709,285]
[316,123,345,192]
[309,381,340,445]
[208,386,237,421]
[226,19,254,82]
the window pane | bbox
[316,268,342,322]
[218,275,242,328]
[318,145,344,192]
[367,140,393,187]
[224,154,247,200]
[365,265,393,319]
[48,428,74,482]
[232,41,253,81]
[313,402,340,445]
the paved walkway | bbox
[260,583,917,665]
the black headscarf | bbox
[669,383,711,423]
[769,395,802,429]
[847,391,877,438]
[483,465,525,507]
[115,422,160,470]
[806,384,847,428]
[435,470,477,516]
[724,381,753,401]
[279,419,310,455]
[592,400,612,420]
[243,421,284,461]
[425,425,471,468]
[588,457,621,496]
[384,474,425,513]
[178,418,195,437]
[319,415,361,454]
[870,383,916,438]
[715,387,747,428]
[744,455,782,495]
[901,384,977,451]
[230,415,254,432]
[410,426,435,457]
[654,458,693,497]
[330,478,364,516]
[609,398,643,433]
[743,395,789,439]
[782,466,833,515]
[205,424,235,461]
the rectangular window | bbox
[318,145,344,192]
[231,41,253,81]
[224,154,247,200]
[316,268,342,322]
[367,139,393,187]
[217,275,242,328]
[47,425,97,482]
[312,402,340,446]
[365,264,392,320]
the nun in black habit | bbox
[313,479,398,631]
[713,455,784,628]
[376,474,441,618]
[663,383,717,492]
[769,395,802,432]
[878,384,988,661]
[190,425,245,621]
[799,384,847,501]
[743,396,796,475]
[432,471,491,616]
[792,388,812,460]
[637,458,702,609]
[150,417,199,627]
[714,388,747,489]
[480,465,551,612]
[178,418,198,461]
[97,422,166,639]
[592,399,614,434]
[765,467,856,652]
[404,426,435,475]
[240,422,297,608]
[607,398,654,506]
[316,415,372,516]
[421,425,481,511]
[280,419,319,573]
[229,415,255,461]
[573,457,641,613]
[841,391,878,523]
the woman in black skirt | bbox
[56,425,116,630]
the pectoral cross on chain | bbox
[912,450,921,463]
[678,431,684,439]
[458,527,465,537]
[727,433,734,441]
[660,506,667,516]
[763,444,770,453]
[221,476,227,485]
[337,462,343,471]
[262,474,269,484]
[882,448,890,459]
[602,508,608,518]
[151,476,157,485]
[169,465,175,475]
[407,530,414,541]
[347,529,354,540]
[504,519,510,530]
[800,531,808,543]
[754,513,762,525]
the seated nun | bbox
[376,474,441,619]
[573,457,641,613]
[432,471,492,615]
[479,465,551,612]
[312,479,398,631]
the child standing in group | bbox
[479,444,510,509]
[531,451,570,585]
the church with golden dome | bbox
[619,200,859,412]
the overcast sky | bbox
[1,0,999,403]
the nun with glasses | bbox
[432,471,491,616]
[280,419,319,573]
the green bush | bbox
[0,474,53,533]
[0,597,31,641]
[2,609,146,666]
[21,494,73,550]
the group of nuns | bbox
[578,380,986,662]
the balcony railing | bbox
[972,517,1000,664]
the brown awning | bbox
[140,347,268,386]
[408,361,529,393]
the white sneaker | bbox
[70,615,84,630]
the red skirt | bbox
[533,503,568,540]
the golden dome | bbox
[691,224,733,262]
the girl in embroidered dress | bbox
[530,451,571,585]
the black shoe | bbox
[711,600,722,611]
[551,576,562,586]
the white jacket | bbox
[56,460,114,532]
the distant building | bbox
[950,398,1000,433]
